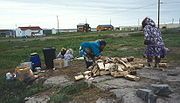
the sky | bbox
[0,0,180,29]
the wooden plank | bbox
[159,63,167,68]
[97,62,105,70]
[100,70,110,75]
[75,75,84,81]
[111,71,129,78]
[125,75,140,81]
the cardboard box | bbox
[53,59,69,69]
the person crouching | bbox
[79,40,107,68]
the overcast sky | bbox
[0,0,180,29]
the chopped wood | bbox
[97,62,105,70]
[159,63,167,68]
[75,75,84,81]
[84,75,91,80]
[118,59,131,68]
[121,58,128,62]
[125,75,140,81]
[83,71,92,75]
[105,63,116,70]
[111,71,129,78]
[100,70,110,75]
[93,70,100,77]
[133,64,144,69]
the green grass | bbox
[50,81,90,103]
[0,29,180,103]
[0,75,48,103]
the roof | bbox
[77,23,89,26]
[97,25,114,27]
[18,26,42,30]
[0,29,14,32]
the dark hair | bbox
[142,17,148,28]
[99,40,107,46]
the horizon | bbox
[0,0,180,29]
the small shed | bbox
[77,23,91,32]
[0,29,16,37]
[96,25,114,31]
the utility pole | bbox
[57,15,59,34]
[110,18,111,25]
[172,18,174,24]
[157,0,160,28]
[85,18,87,24]
[179,18,180,24]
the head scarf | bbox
[97,39,107,46]
[142,17,156,28]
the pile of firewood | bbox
[75,56,145,81]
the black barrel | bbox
[43,47,56,69]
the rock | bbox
[136,89,157,103]
[111,88,144,103]
[96,97,121,103]
[24,95,50,103]
[43,76,73,87]
[151,84,173,96]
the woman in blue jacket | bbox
[79,40,106,68]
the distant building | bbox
[119,26,140,31]
[96,25,114,31]
[16,26,43,37]
[160,23,180,29]
[43,29,52,35]
[0,29,16,37]
[77,23,91,32]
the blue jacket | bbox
[79,41,101,57]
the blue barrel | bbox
[30,53,41,71]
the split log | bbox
[83,71,92,75]
[159,63,167,68]
[117,64,125,72]
[125,75,140,81]
[111,71,129,78]
[84,75,91,80]
[100,70,110,75]
[121,58,128,62]
[97,62,105,70]
[133,64,144,69]
[75,75,84,81]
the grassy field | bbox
[0,29,180,102]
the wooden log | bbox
[93,70,100,77]
[121,58,128,62]
[83,71,92,75]
[84,75,91,80]
[133,64,144,69]
[105,63,116,70]
[75,75,84,81]
[159,63,167,68]
[125,75,140,81]
[97,62,105,70]
[118,59,131,68]
[117,64,124,72]
[100,70,110,75]
[111,71,129,78]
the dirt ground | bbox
[33,56,180,102]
